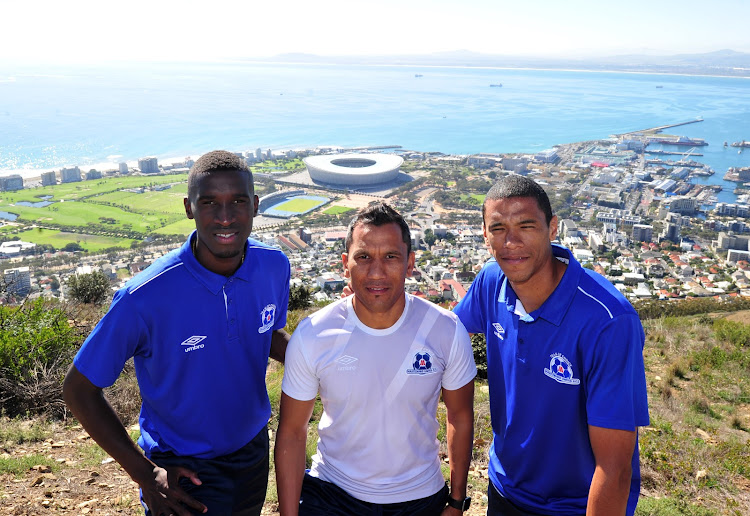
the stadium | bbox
[304,153,404,186]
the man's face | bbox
[343,222,415,329]
[184,168,258,276]
[483,196,558,288]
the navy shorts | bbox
[299,473,449,516]
[143,425,269,516]
[487,482,554,516]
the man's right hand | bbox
[140,464,207,515]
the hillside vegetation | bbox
[0,300,748,514]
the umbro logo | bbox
[182,335,207,353]
[336,355,358,371]
[492,323,505,340]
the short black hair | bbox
[345,201,411,254]
[482,174,553,225]
[188,150,253,200]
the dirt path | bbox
[2,423,488,515]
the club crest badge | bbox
[258,304,276,333]
[407,351,437,375]
[543,353,580,385]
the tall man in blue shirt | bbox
[453,174,649,515]
[63,150,291,516]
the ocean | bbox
[1,60,749,201]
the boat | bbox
[731,140,750,148]
[489,84,503,87]
[651,136,708,146]
[656,85,664,88]
[414,74,423,78]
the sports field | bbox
[323,206,354,215]
[263,195,329,218]
[15,228,136,252]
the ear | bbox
[253,195,259,216]
[549,215,559,242]
[342,252,350,278]
[406,251,415,278]
[184,198,194,219]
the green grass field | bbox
[15,228,136,252]
[323,206,354,215]
[0,174,187,204]
[0,176,190,237]
[460,194,485,205]
[274,198,326,213]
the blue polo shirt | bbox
[454,245,649,515]
[74,231,290,459]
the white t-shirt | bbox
[282,293,477,504]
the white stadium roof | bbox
[304,153,403,186]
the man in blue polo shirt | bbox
[453,174,649,515]
[63,150,291,516]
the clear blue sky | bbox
[3,0,749,63]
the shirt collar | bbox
[181,230,252,294]
[500,244,581,326]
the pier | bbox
[615,117,704,138]
[645,149,704,157]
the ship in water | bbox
[650,135,708,146]
[489,84,503,87]
[731,140,750,148]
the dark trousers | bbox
[299,473,449,516]
[487,482,549,516]
[143,426,269,516]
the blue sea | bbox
[1,60,749,201]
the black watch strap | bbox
[447,494,471,511]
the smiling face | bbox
[483,196,559,293]
[183,168,258,276]
[343,222,415,329]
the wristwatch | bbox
[447,494,471,511]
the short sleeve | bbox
[453,261,494,334]
[73,288,146,388]
[281,325,319,401]
[273,255,291,331]
[585,314,650,430]
[442,318,477,391]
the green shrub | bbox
[712,319,750,348]
[471,333,487,379]
[0,299,88,417]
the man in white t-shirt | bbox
[275,201,476,516]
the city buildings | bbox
[138,157,159,174]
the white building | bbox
[138,157,159,174]
[60,166,82,183]
[4,266,31,297]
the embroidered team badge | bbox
[406,351,437,375]
[258,304,276,333]
[492,322,505,340]
[543,353,581,385]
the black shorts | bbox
[143,425,269,516]
[299,473,449,516]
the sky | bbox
[3,0,750,64]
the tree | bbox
[423,228,437,247]
[67,270,112,304]
[288,284,312,311]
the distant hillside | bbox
[262,49,750,77]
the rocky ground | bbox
[1,423,489,515]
